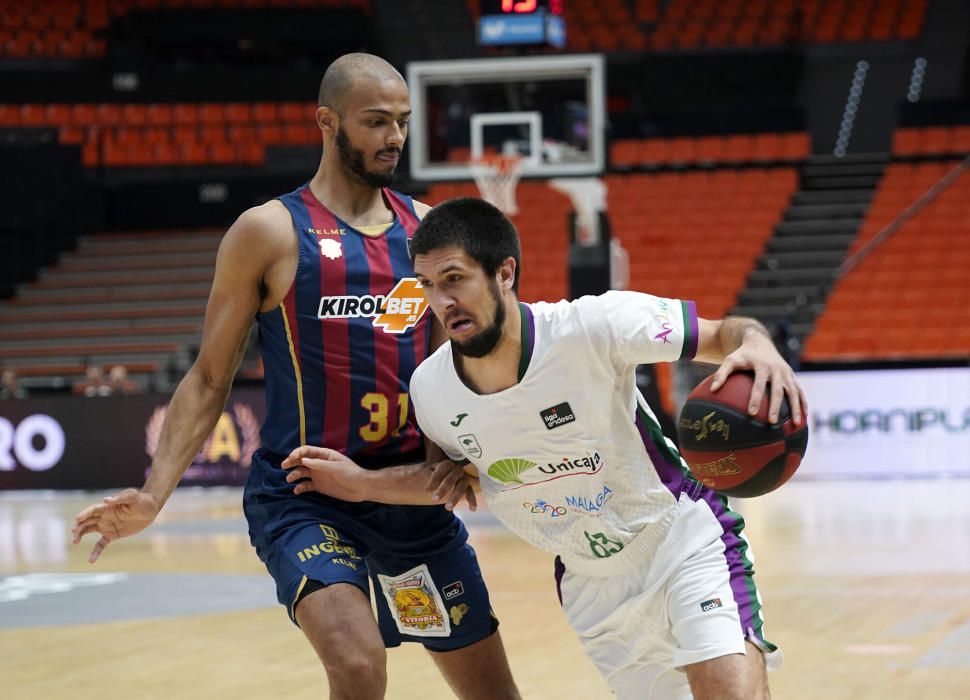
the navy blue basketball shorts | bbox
[244,449,499,651]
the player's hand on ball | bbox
[282,446,369,501]
[427,459,478,513]
[71,489,162,563]
[710,332,805,426]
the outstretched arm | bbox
[72,204,286,562]
[282,440,477,512]
[694,316,805,426]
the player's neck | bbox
[307,163,393,227]
[455,299,522,395]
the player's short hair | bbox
[318,53,404,114]
[411,197,521,293]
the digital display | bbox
[480,0,562,16]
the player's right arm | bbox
[72,202,292,562]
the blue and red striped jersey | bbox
[257,184,431,467]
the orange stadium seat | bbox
[95,103,122,126]
[173,103,200,125]
[20,104,46,127]
[279,102,309,122]
[0,104,20,126]
[145,103,174,126]
[44,104,72,126]
[806,160,970,361]
[199,103,226,125]
[71,103,98,125]
[121,103,148,126]
[252,102,279,122]
[225,103,251,123]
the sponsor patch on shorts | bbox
[449,603,470,626]
[443,580,464,601]
[700,597,723,612]
[377,564,451,638]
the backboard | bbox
[406,54,606,181]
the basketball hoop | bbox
[470,155,523,216]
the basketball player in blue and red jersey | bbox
[72,53,520,700]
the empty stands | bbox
[0,230,220,390]
[426,167,798,319]
[0,0,370,60]
[466,0,928,54]
[611,132,810,169]
[804,160,970,361]
[0,101,319,167]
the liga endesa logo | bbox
[317,278,429,334]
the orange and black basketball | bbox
[677,371,808,497]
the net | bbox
[470,155,524,216]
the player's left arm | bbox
[281,441,476,511]
[694,315,805,425]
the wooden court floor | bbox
[2,479,969,699]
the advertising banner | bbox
[796,367,970,479]
[3,367,968,489]
[0,389,265,491]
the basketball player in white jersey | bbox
[286,197,805,699]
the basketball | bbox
[676,371,808,497]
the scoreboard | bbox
[478,0,566,48]
[480,1,562,14]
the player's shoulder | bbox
[216,199,292,268]
[528,295,613,328]
[226,199,291,245]
[238,198,291,232]
[563,290,671,319]
[529,292,651,340]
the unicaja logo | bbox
[538,451,602,475]
[487,452,604,489]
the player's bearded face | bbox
[336,126,398,188]
[451,277,506,358]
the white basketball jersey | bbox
[411,291,720,577]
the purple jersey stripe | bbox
[679,300,699,361]
[634,406,773,648]
[553,555,565,606]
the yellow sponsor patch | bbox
[377,564,451,638]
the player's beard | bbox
[452,278,507,359]
[336,127,397,188]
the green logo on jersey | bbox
[584,530,625,559]
[450,413,468,427]
[487,458,538,485]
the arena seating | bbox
[804,160,970,361]
[891,125,970,158]
[0,102,319,167]
[466,0,928,54]
[610,132,810,169]
[427,167,798,320]
[0,230,219,389]
[0,0,370,60]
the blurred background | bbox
[0,1,968,698]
